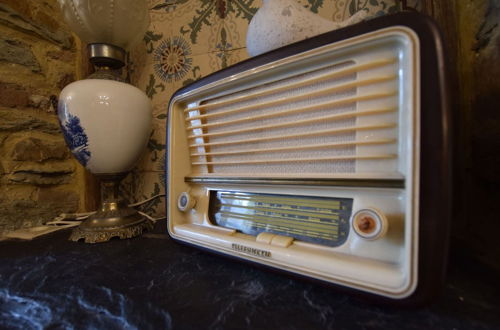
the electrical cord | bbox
[46,194,167,225]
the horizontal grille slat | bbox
[190,138,396,157]
[191,154,397,166]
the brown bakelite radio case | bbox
[166,12,451,305]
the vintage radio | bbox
[166,12,450,304]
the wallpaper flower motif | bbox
[327,0,399,21]
[153,36,193,83]
[179,0,258,44]
[305,0,326,12]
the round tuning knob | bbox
[351,208,388,240]
[177,192,196,212]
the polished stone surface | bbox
[0,224,499,330]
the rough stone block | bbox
[57,73,75,90]
[32,8,60,33]
[10,136,68,162]
[10,160,74,174]
[28,94,52,112]
[8,172,72,186]
[8,161,75,185]
[0,186,79,234]
[46,50,75,63]
[0,133,8,147]
[0,109,60,134]
[37,187,79,210]
[0,37,41,72]
[0,2,73,48]
[0,0,30,19]
[0,82,30,108]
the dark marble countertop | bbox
[1,223,499,330]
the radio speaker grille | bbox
[184,54,401,177]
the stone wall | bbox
[0,0,85,234]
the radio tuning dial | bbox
[177,192,196,212]
[351,208,388,240]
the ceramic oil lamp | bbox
[57,0,152,243]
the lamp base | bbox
[69,207,153,243]
[70,174,153,243]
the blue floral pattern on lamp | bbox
[61,113,91,166]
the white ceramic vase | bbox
[246,0,367,57]
[58,79,152,175]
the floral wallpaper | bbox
[123,0,421,217]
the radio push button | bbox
[270,235,294,247]
[177,192,196,212]
[256,232,275,244]
[351,208,388,240]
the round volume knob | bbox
[351,208,388,240]
[177,192,196,212]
